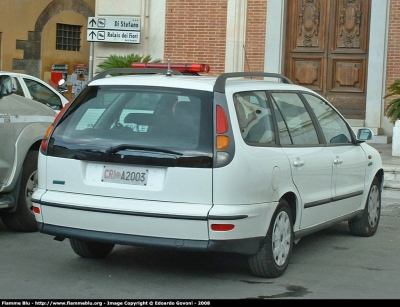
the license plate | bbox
[101,165,149,186]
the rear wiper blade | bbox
[105,144,183,156]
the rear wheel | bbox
[248,199,293,278]
[0,150,38,232]
[69,239,115,258]
[348,177,381,237]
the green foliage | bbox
[384,79,400,123]
[96,53,162,73]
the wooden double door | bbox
[284,0,371,120]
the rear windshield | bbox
[48,85,214,167]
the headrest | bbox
[155,95,178,112]
[124,113,152,124]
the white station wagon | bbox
[32,64,384,278]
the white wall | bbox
[224,0,247,72]
[365,0,391,136]
[93,0,166,74]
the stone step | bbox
[347,119,365,127]
[382,187,400,200]
[384,181,400,190]
[383,165,400,190]
[347,119,392,144]
[369,144,400,194]
[368,135,392,144]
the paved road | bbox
[0,197,399,300]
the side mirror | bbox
[0,75,16,98]
[357,128,373,142]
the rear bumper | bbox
[37,222,264,255]
[32,190,277,255]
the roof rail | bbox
[91,68,183,81]
[213,72,293,93]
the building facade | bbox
[91,0,399,142]
[1,0,399,140]
[0,0,95,99]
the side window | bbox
[23,78,63,110]
[271,92,320,145]
[12,77,25,97]
[233,91,275,145]
[271,101,292,145]
[303,93,352,144]
[0,75,14,95]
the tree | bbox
[96,53,162,73]
[384,79,400,123]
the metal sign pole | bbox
[88,42,93,81]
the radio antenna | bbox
[167,55,172,76]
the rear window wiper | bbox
[105,144,183,156]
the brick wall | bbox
[385,0,400,112]
[245,0,266,72]
[164,0,227,75]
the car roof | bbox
[88,73,311,93]
[0,71,53,85]
[0,71,41,79]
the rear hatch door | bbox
[45,85,214,205]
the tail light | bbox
[216,105,229,150]
[215,105,231,165]
[216,105,228,134]
[40,100,72,154]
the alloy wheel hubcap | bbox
[367,185,380,228]
[26,170,38,214]
[272,211,291,266]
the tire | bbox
[0,150,38,232]
[248,199,294,278]
[348,177,381,237]
[69,239,115,258]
